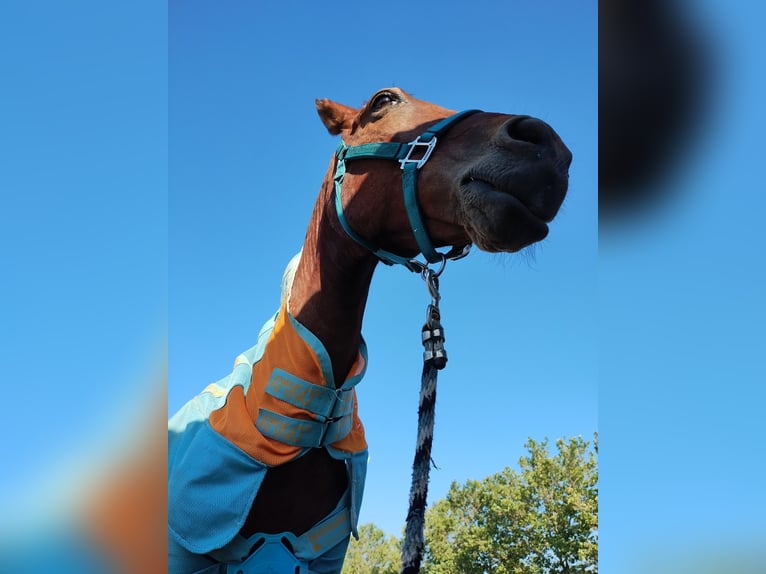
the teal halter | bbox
[333,109,481,271]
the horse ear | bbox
[315,98,356,135]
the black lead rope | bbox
[400,270,448,574]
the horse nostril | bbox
[503,116,553,146]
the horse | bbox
[168,87,572,574]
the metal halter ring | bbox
[407,241,473,277]
[405,253,445,277]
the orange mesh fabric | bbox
[209,301,367,466]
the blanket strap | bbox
[255,367,360,448]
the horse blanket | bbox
[168,256,368,573]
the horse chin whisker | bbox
[520,243,541,267]
[486,245,539,270]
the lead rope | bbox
[400,265,449,574]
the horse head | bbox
[316,87,572,260]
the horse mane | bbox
[280,250,302,303]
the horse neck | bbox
[287,178,379,387]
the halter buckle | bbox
[399,136,438,170]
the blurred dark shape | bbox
[599,0,710,219]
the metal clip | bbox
[424,270,441,308]
[445,243,472,262]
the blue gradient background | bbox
[0,1,763,572]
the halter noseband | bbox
[333,109,481,272]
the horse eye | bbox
[371,92,396,113]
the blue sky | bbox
[1,0,763,572]
[1,0,167,525]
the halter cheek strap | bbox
[333,109,481,271]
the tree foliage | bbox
[341,522,401,574]
[342,435,597,574]
[423,434,598,574]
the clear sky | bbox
[1,0,168,528]
[1,1,763,572]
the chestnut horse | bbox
[168,87,571,574]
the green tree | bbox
[341,523,401,574]
[423,434,598,574]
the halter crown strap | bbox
[334,109,481,269]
